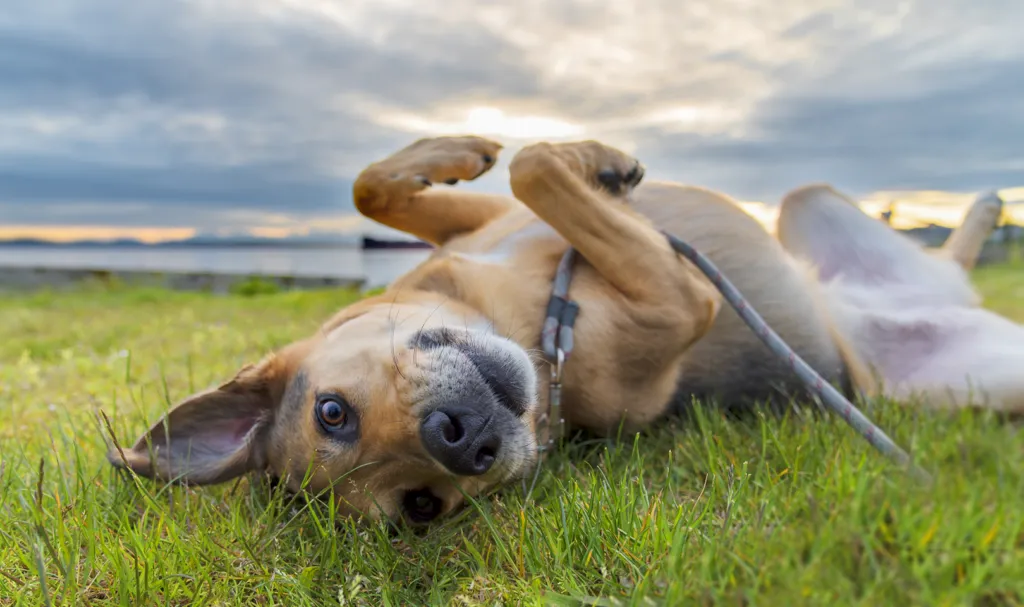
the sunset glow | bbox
[3,190,1019,244]
[0,226,197,244]
[376,105,586,141]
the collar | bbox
[537,248,579,453]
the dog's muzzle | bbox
[410,327,535,477]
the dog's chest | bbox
[408,214,570,351]
[447,217,562,267]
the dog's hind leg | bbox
[353,136,519,246]
[778,184,1024,414]
[776,184,980,308]
[936,191,1004,271]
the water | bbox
[0,245,434,289]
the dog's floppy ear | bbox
[108,354,292,485]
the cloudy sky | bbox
[1,0,1022,241]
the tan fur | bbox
[111,135,1003,524]
[937,192,1004,271]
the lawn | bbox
[1,261,1022,606]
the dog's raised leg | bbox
[508,141,719,308]
[777,184,980,307]
[507,141,722,431]
[353,136,519,245]
[937,191,1004,271]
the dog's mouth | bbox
[401,487,446,524]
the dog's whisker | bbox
[389,319,407,381]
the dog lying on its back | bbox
[108,136,1024,524]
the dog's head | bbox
[108,291,540,524]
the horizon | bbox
[3,185,1023,244]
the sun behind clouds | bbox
[372,105,585,141]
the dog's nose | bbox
[420,408,500,476]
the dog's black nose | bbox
[420,408,500,476]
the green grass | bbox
[1,265,1023,607]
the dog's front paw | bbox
[395,136,503,187]
[509,140,645,199]
[355,136,503,206]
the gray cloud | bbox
[634,58,1024,201]
[0,0,1022,229]
[0,156,348,212]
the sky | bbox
[1,0,1023,242]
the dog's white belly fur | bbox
[825,282,1024,412]
[452,217,560,267]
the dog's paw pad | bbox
[596,161,645,196]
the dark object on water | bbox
[361,236,433,250]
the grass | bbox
[1,262,1022,607]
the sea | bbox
[0,245,434,290]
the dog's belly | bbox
[628,183,850,414]
[826,287,1024,413]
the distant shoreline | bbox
[0,240,363,249]
[0,266,366,293]
[0,243,433,293]
[0,235,434,250]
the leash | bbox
[538,233,933,485]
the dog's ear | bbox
[108,353,293,485]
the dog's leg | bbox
[508,141,719,307]
[937,192,1004,271]
[776,184,980,307]
[507,140,722,431]
[778,185,1024,414]
[353,136,519,246]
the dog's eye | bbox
[314,396,358,440]
[318,399,347,427]
[402,488,444,523]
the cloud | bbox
[0,0,1022,232]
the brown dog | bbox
[109,136,1023,524]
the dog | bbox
[108,136,1023,524]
